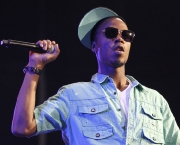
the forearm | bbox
[12,72,39,136]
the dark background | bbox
[0,0,180,145]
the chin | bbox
[110,58,126,68]
[111,61,125,68]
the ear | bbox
[91,41,97,52]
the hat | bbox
[78,7,123,49]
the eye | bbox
[105,27,118,38]
[121,30,135,42]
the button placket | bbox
[126,95,135,144]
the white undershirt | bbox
[117,80,132,120]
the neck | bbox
[98,65,129,91]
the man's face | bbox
[92,18,131,68]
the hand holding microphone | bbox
[28,40,60,69]
[1,39,55,53]
[0,39,60,69]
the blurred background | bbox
[0,0,180,144]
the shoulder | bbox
[127,75,164,98]
[56,81,93,97]
[127,75,168,106]
[56,81,105,101]
[138,84,168,107]
[141,85,160,95]
[63,81,92,90]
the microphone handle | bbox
[0,39,54,53]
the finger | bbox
[36,40,43,47]
[52,41,56,45]
[51,41,56,53]
[46,39,52,49]
[43,40,48,51]
[52,44,60,57]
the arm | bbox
[162,99,180,144]
[11,40,60,137]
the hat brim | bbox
[78,7,118,49]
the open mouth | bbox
[114,45,124,52]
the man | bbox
[12,7,180,145]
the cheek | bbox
[99,42,112,57]
[127,43,131,54]
[125,44,131,59]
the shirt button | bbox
[96,133,100,137]
[91,108,96,112]
[152,137,156,141]
[114,92,117,95]
[122,126,126,130]
[151,122,155,127]
[117,108,121,111]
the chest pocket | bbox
[142,104,164,144]
[142,104,163,120]
[143,128,165,144]
[79,104,110,126]
[82,126,113,140]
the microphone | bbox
[0,39,55,53]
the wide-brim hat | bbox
[78,7,120,49]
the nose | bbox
[114,33,124,44]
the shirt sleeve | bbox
[162,97,180,144]
[32,87,70,136]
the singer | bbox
[11,7,180,145]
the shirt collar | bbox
[91,73,147,91]
[126,75,148,92]
[91,73,109,83]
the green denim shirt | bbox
[33,73,180,145]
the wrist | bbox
[23,66,42,75]
[27,62,45,70]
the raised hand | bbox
[27,39,60,69]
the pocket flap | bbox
[79,104,108,114]
[143,128,165,144]
[142,104,162,120]
[83,126,113,139]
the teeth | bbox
[115,46,124,51]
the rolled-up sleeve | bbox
[33,87,70,136]
[162,98,180,144]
